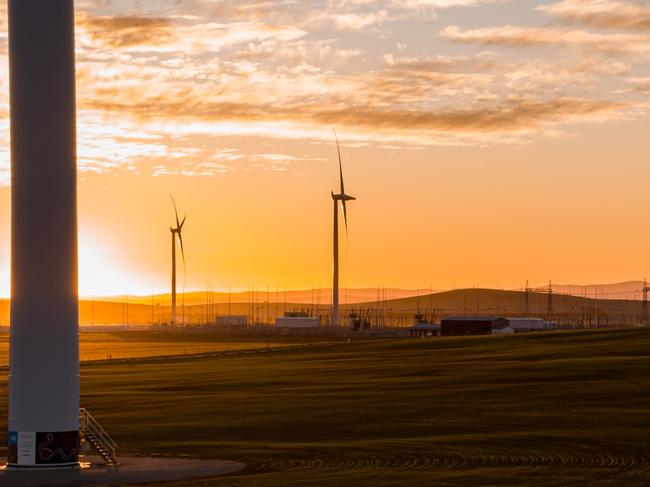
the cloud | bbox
[71,14,632,150]
[234,39,361,65]
[99,0,503,33]
[82,89,624,135]
[0,0,643,186]
[77,14,175,49]
[150,149,318,176]
[153,162,230,177]
[382,53,631,97]
[628,77,650,95]
[540,0,650,31]
[77,13,306,54]
[307,98,623,132]
[441,25,650,53]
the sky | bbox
[1,0,650,297]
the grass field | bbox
[0,332,341,366]
[1,329,650,485]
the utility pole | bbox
[524,280,530,317]
[546,280,553,322]
[385,287,388,327]
[583,286,588,327]
[641,278,649,325]
[594,285,599,327]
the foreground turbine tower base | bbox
[8,0,80,468]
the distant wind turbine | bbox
[170,195,186,325]
[331,131,356,327]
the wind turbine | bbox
[170,195,186,325]
[331,131,356,327]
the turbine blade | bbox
[335,130,345,196]
[178,232,186,274]
[343,199,350,260]
[180,214,187,229]
[170,194,181,228]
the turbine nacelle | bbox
[170,194,187,262]
[331,192,356,202]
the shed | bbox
[441,317,508,336]
[409,322,441,337]
[506,318,547,333]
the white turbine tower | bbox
[331,132,355,327]
[8,0,80,468]
[170,195,186,325]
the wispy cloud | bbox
[540,0,650,31]
[77,14,175,48]
[77,14,307,53]
[0,0,645,184]
[441,25,650,53]
[81,86,624,135]
[628,77,650,95]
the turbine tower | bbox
[331,132,355,327]
[8,0,80,468]
[170,196,186,325]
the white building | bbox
[275,316,320,329]
[506,318,549,333]
[216,315,248,327]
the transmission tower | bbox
[546,280,553,321]
[524,279,530,317]
[642,278,650,325]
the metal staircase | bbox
[79,408,118,466]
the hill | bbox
[93,288,423,306]
[342,288,644,327]
[0,287,642,326]
[537,280,647,300]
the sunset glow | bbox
[1,0,649,296]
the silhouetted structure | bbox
[8,0,80,468]
[409,322,441,337]
[641,279,649,325]
[441,317,508,336]
[169,195,186,325]
[331,132,355,327]
[524,280,530,317]
[546,281,553,321]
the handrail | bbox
[79,408,118,463]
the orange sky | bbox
[0,0,649,297]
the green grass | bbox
[0,331,346,366]
[2,328,650,485]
